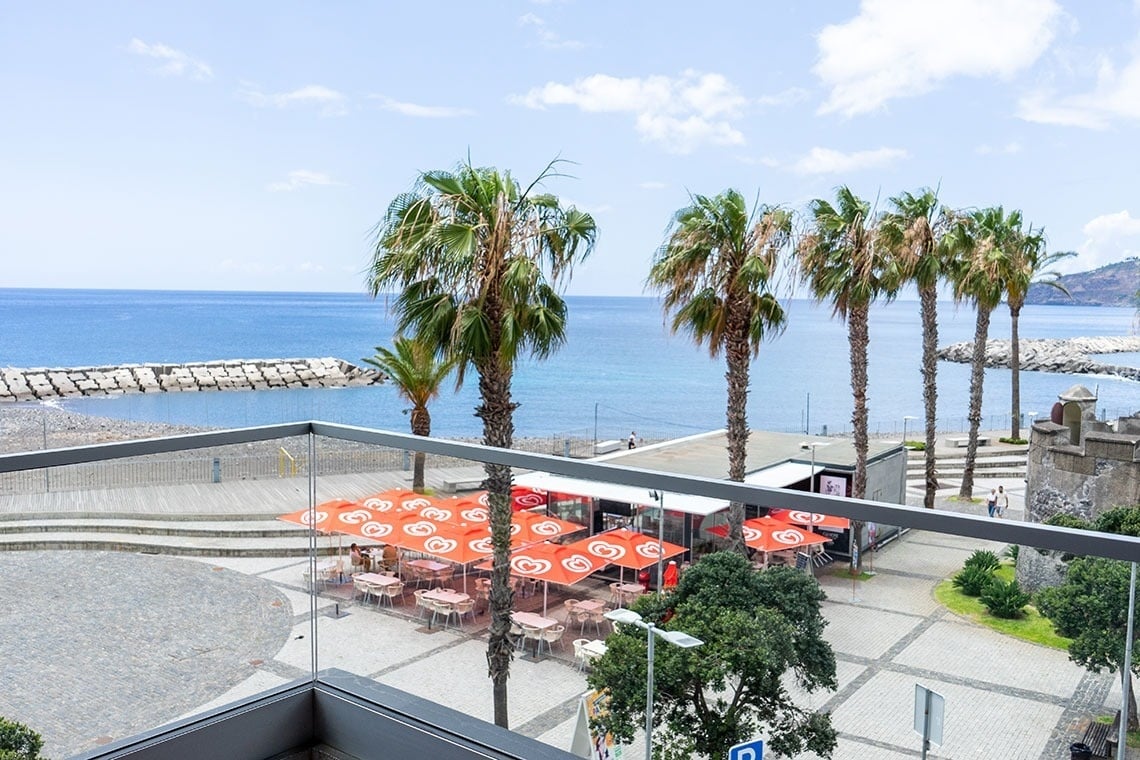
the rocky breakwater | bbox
[0,358,382,402]
[937,336,1140,380]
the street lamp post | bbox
[605,608,703,760]
[649,490,664,595]
[902,415,917,447]
[800,441,831,494]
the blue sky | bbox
[2,0,1139,296]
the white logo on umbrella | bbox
[361,522,392,538]
[363,497,395,512]
[789,510,823,524]
[477,492,490,506]
[636,543,662,559]
[420,507,453,522]
[423,537,458,555]
[587,540,626,560]
[512,557,552,575]
[743,526,762,542]
[562,554,594,573]
[404,497,432,510]
[337,509,373,524]
[532,520,562,536]
[301,511,328,526]
[514,492,544,508]
[508,523,522,535]
[470,537,494,554]
[772,529,805,545]
[403,520,438,537]
[461,508,489,522]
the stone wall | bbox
[0,358,382,401]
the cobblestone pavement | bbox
[3,467,1132,759]
[0,550,292,757]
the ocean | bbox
[3,288,1140,440]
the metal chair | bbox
[378,581,404,607]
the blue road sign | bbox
[728,738,764,760]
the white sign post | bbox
[913,684,945,760]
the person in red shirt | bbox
[663,560,679,589]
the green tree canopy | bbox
[587,552,837,759]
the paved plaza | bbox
[0,458,1131,759]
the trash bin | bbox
[1069,742,1092,760]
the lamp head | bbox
[605,608,643,626]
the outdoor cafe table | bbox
[355,573,401,588]
[582,639,607,658]
[614,582,646,605]
[512,611,559,658]
[421,589,470,630]
[408,558,451,584]
[571,599,605,614]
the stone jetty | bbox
[0,358,382,402]
[937,335,1140,380]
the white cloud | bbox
[370,95,473,118]
[755,87,810,108]
[518,12,584,50]
[512,70,746,153]
[1018,49,1140,129]
[266,170,342,192]
[127,38,212,80]
[241,84,348,116]
[975,141,1023,155]
[1074,210,1140,271]
[792,146,909,175]
[815,0,1062,116]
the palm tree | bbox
[880,189,952,510]
[363,337,457,492]
[367,158,596,728]
[647,189,792,556]
[1002,227,1072,440]
[798,187,899,571]
[947,207,1013,499]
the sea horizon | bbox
[3,288,1139,441]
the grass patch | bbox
[999,436,1028,445]
[934,565,1071,650]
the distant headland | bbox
[0,358,381,402]
[1026,257,1140,307]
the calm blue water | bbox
[3,288,1139,439]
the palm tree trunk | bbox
[476,357,517,730]
[410,406,431,492]
[724,312,751,558]
[848,303,870,574]
[1010,305,1021,440]
[919,285,939,509]
[959,305,992,499]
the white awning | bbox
[744,462,820,488]
[513,472,729,517]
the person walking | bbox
[627,431,637,449]
[996,485,1009,518]
[986,488,998,518]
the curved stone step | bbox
[0,529,332,557]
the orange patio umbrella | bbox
[477,541,608,615]
[463,486,548,512]
[707,516,831,553]
[360,489,435,513]
[767,508,850,531]
[572,528,686,570]
[509,511,585,546]
[277,498,364,533]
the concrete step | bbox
[0,518,306,539]
[0,528,328,557]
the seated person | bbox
[349,543,368,573]
[380,543,398,572]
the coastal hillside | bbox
[1026,256,1140,307]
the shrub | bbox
[1092,506,1140,537]
[903,440,925,451]
[1005,544,1019,561]
[952,564,995,596]
[980,579,1031,619]
[0,717,43,760]
[1043,513,1090,531]
[999,436,1027,445]
[964,549,1000,574]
